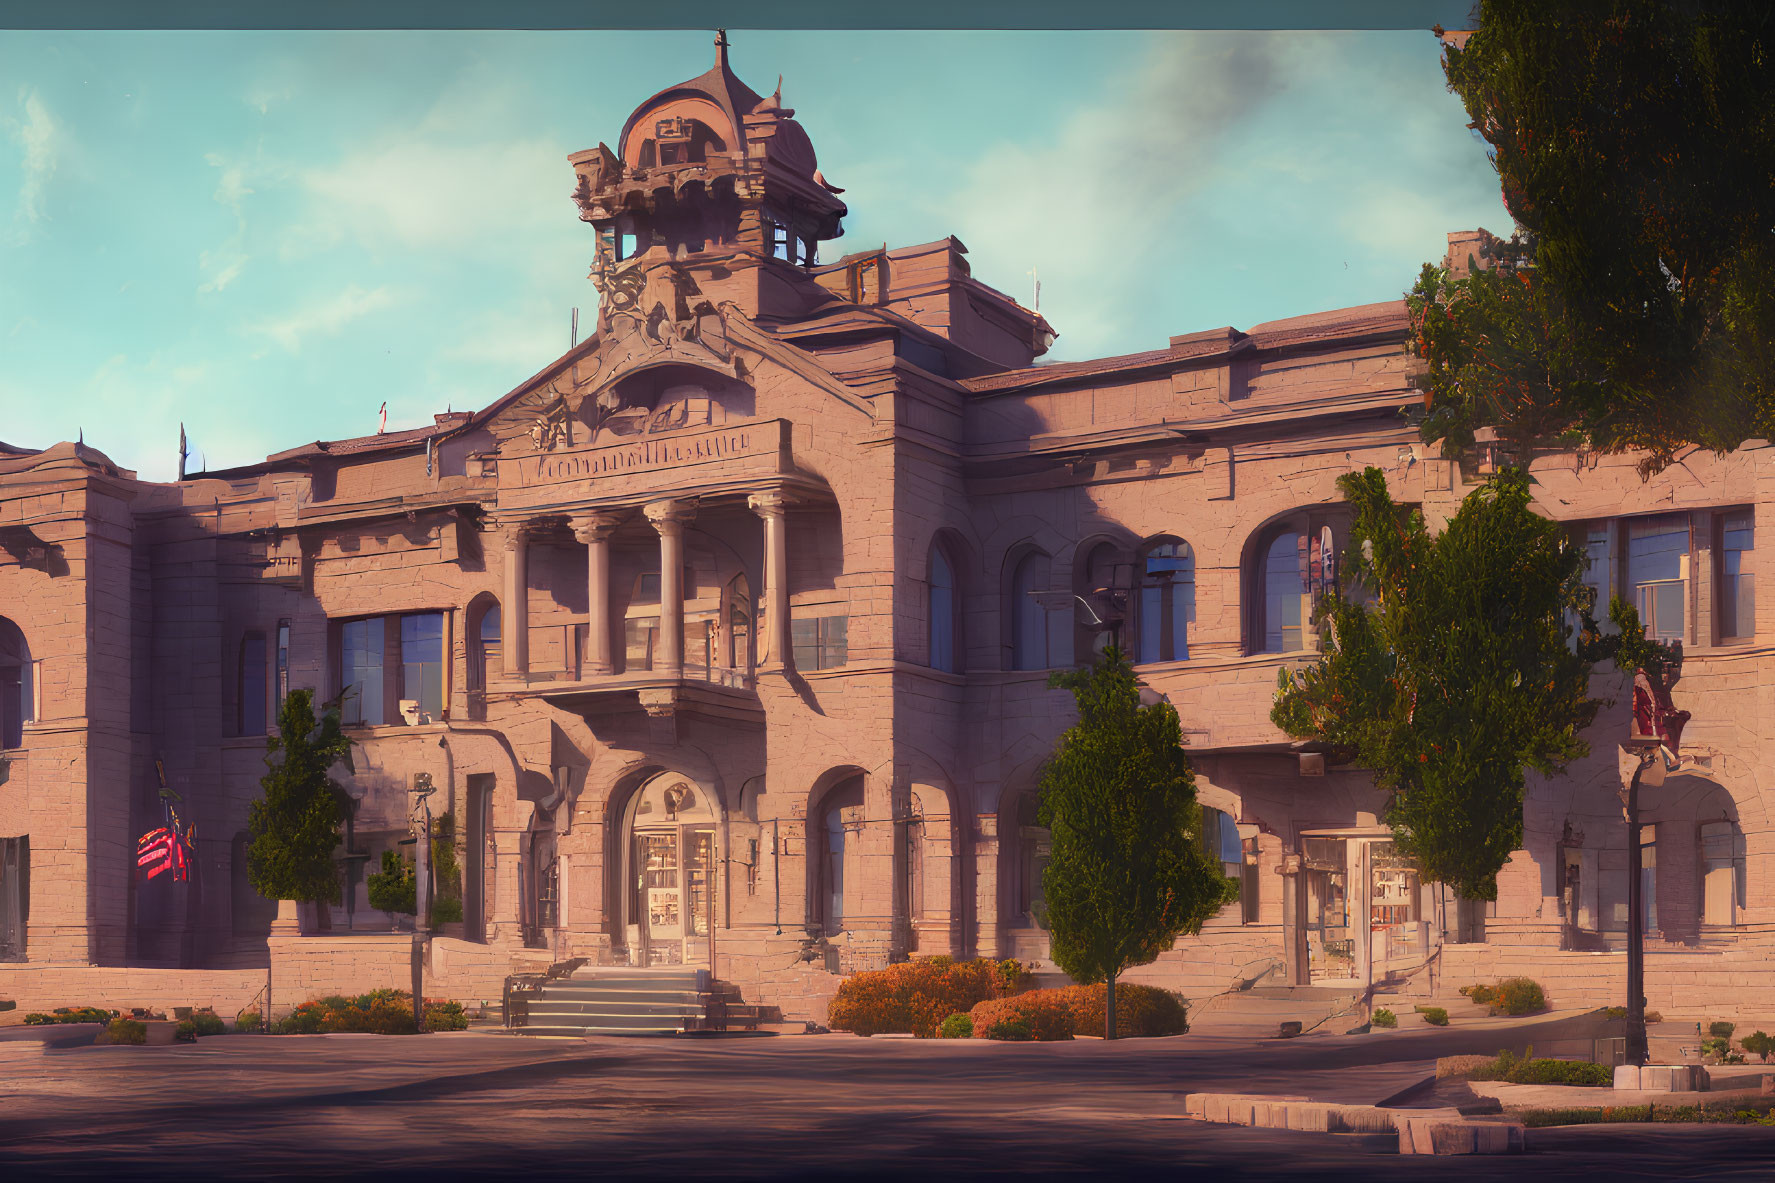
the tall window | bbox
[928,544,958,672]
[400,612,445,723]
[819,777,864,934]
[792,616,848,671]
[239,634,267,737]
[1138,539,1194,664]
[1721,511,1755,642]
[475,603,501,689]
[0,836,25,961]
[1011,551,1051,671]
[1259,531,1305,653]
[0,617,31,750]
[1079,543,1123,659]
[340,617,385,727]
[1569,522,1617,645]
[1700,821,1746,926]
[275,620,291,713]
[1627,515,1689,643]
[626,572,660,673]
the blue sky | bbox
[0,30,1511,481]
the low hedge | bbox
[968,983,1189,1042]
[99,1017,147,1046]
[271,989,468,1035]
[1460,978,1546,1016]
[23,1006,114,1025]
[826,957,1031,1038]
[1466,1048,1612,1087]
[970,990,1075,1042]
[1417,1006,1450,1027]
[938,1013,973,1039]
[1371,1008,1397,1028]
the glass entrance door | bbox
[633,825,715,967]
[1304,838,1355,982]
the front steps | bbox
[1190,986,1360,1036]
[514,967,714,1037]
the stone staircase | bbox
[1189,986,1361,1036]
[511,967,719,1037]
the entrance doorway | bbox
[623,774,717,967]
[1303,837,1355,983]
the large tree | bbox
[247,689,354,910]
[1271,467,1605,900]
[1038,647,1236,1039]
[1414,1,1775,472]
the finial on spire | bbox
[715,28,729,65]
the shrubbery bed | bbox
[1460,978,1546,1016]
[271,989,469,1035]
[969,983,1189,1042]
[826,958,1031,1038]
[1461,1047,1612,1087]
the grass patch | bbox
[1444,1047,1613,1086]
[1520,1100,1775,1128]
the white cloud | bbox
[6,86,60,238]
[197,148,277,294]
[249,284,400,353]
[934,35,1295,354]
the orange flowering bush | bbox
[967,983,1189,1041]
[826,957,1031,1038]
[272,989,467,1035]
[968,990,1075,1042]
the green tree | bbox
[1413,2,1775,472]
[1270,467,1674,899]
[247,689,353,909]
[1038,647,1236,1039]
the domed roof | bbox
[616,30,767,163]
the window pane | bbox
[0,666,21,749]
[275,622,290,712]
[341,618,385,727]
[1013,554,1049,671]
[240,636,266,736]
[401,612,444,722]
[1263,533,1304,653]
[625,617,658,672]
[822,616,848,669]
[1723,512,1754,639]
[929,549,955,672]
[480,605,501,644]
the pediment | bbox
[483,259,871,457]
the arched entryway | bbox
[619,771,720,966]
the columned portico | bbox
[500,522,530,678]
[748,491,792,670]
[645,499,696,678]
[572,510,622,676]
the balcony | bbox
[486,663,762,726]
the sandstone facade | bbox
[1,42,1770,1023]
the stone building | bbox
[1,40,1771,1023]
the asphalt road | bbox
[2,1024,1772,1181]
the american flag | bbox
[137,808,195,882]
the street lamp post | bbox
[1622,660,1689,1069]
[1621,742,1660,1067]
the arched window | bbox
[1011,551,1051,671]
[1077,543,1124,660]
[1258,530,1306,653]
[0,617,34,750]
[818,777,865,934]
[725,574,753,675]
[928,542,959,673]
[1137,539,1194,664]
[1700,820,1747,927]
[472,602,501,690]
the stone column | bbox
[572,511,622,676]
[645,500,695,677]
[500,522,530,678]
[748,491,792,670]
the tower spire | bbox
[715,28,729,67]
